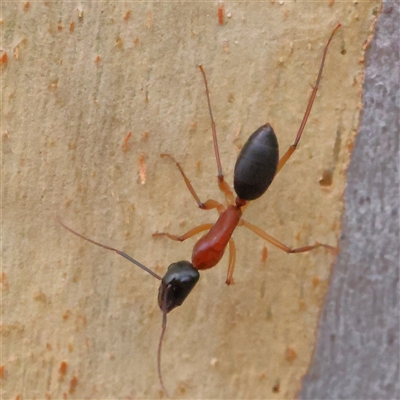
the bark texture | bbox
[2,2,380,399]
[301,2,400,399]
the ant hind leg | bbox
[240,218,337,255]
[276,24,341,175]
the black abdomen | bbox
[234,124,279,201]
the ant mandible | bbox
[58,23,341,397]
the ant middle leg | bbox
[276,24,341,175]
[240,218,337,254]
[225,238,237,285]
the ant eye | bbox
[158,261,200,313]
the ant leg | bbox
[276,24,341,175]
[161,154,225,212]
[199,65,235,205]
[225,238,237,285]
[219,178,235,206]
[153,223,213,242]
[240,218,337,254]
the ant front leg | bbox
[240,219,337,255]
[161,154,225,213]
[153,223,213,242]
[276,24,341,175]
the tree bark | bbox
[2,2,381,399]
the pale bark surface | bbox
[2,2,379,399]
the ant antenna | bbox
[158,286,171,398]
[56,216,162,280]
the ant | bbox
[58,24,341,398]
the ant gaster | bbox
[58,24,341,397]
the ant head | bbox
[158,261,200,313]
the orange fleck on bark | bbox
[64,198,72,208]
[312,276,320,288]
[122,132,132,152]
[59,361,68,375]
[285,346,297,363]
[146,11,152,28]
[1,272,9,290]
[57,24,63,32]
[46,343,52,350]
[48,79,58,90]
[196,159,202,173]
[63,392,67,399]
[0,52,8,66]
[218,3,224,25]
[261,246,268,262]
[69,376,78,394]
[141,130,149,141]
[0,365,4,379]
[23,2,30,11]
[69,21,75,33]
[14,45,20,59]
[33,291,46,301]
[116,37,123,48]
[134,37,139,46]
[298,300,307,312]
[189,121,197,133]
[124,11,131,21]
[139,154,146,184]
[94,56,101,64]
[223,41,230,53]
